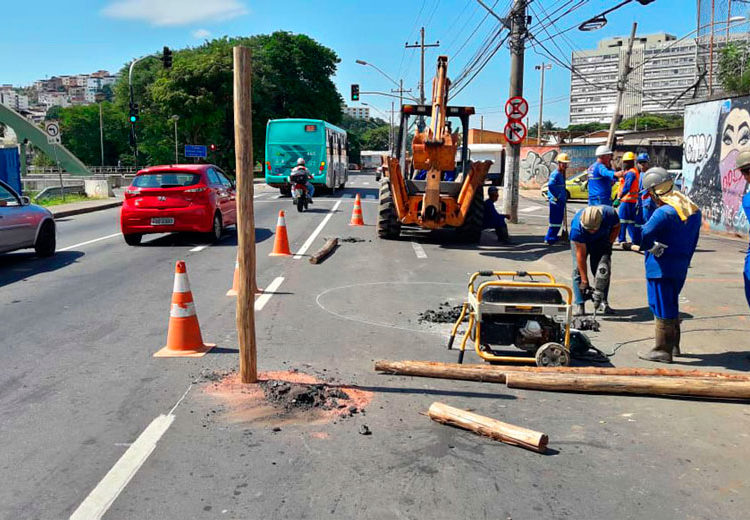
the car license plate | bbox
[151,217,174,226]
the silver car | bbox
[0,179,56,256]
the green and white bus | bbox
[264,118,348,195]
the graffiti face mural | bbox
[684,97,750,235]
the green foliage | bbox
[529,119,561,138]
[565,122,608,133]
[31,147,56,167]
[339,114,389,162]
[45,106,63,121]
[361,125,391,151]
[57,31,343,170]
[718,42,750,95]
[618,113,683,131]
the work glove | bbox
[578,282,592,300]
[648,242,668,257]
[613,199,621,208]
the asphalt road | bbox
[1,173,748,520]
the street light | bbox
[355,59,417,106]
[170,115,179,164]
[355,59,400,88]
[534,63,552,145]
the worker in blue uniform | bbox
[637,167,702,363]
[636,153,656,223]
[615,151,641,245]
[545,153,570,245]
[736,151,750,308]
[570,205,621,316]
[586,145,617,206]
[484,186,511,243]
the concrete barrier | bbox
[84,179,114,198]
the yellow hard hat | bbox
[556,153,570,163]
[622,151,636,162]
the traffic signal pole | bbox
[504,0,527,223]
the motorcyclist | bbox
[290,158,314,202]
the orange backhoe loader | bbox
[377,55,492,242]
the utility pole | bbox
[535,63,552,145]
[98,101,105,167]
[171,115,180,163]
[390,79,413,109]
[606,22,638,151]
[480,115,484,143]
[232,46,257,384]
[390,101,395,153]
[708,0,715,96]
[405,27,440,105]
[503,0,527,223]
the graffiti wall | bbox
[519,146,559,188]
[683,96,750,236]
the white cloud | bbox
[102,0,247,27]
[192,28,212,39]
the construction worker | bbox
[586,145,616,206]
[484,186,511,244]
[736,151,750,308]
[570,205,621,316]
[637,153,656,223]
[637,167,701,364]
[615,151,641,245]
[545,153,569,245]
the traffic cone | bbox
[154,260,215,358]
[349,193,365,226]
[269,210,292,256]
[227,254,262,296]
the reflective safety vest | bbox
[618,167,640,203]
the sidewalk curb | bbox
[52,200,122,219]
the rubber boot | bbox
[671,318,681,357]
[573,303,586,316]
[638,318,673,363]
[597,301,614,315]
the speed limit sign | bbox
[45,121,61,144]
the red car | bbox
[120,164,236,245]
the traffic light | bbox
[129,102,139,123]
[351,84,360,101]
[162,46,173,69]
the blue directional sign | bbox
[184,145,207,158]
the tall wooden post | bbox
[233,46,257,384]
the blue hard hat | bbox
[637,153,650,163]
[488,186,499,193]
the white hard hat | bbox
[595,145,613,157]
[296,158,306,166]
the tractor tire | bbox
[455,189,484,243]
[377,180,401,240]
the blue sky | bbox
[1,1,702,128]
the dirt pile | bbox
[418,302,466,324]
[260,380,353,412]
[572,316,600,331]
[337,236,367,243]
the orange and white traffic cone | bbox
[154,260,215,357]
[349,193,365,226]
[269,210,292,256]
[227,254,262,296]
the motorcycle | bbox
[289,171,310,212]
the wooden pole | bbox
[309,238,338,264]
[233,46,257,384]
[505,373,750,400]
[374,360,750,381]
[428,402,548,453]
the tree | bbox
[565,122,608,133]
[56,102,130,166]
[619,112,683,131]
[361,125,391,151]
[528,119,561,139]
[339,114,389,162]
[718,42,750,95]
[45,106,63,121]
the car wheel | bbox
[34,220,56,257]
[207,212,223,243]
[123,233,142,246]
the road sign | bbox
[184,145,207,158]
[45,121,61,145]
[504,96,529,120]
[504,120,527,145]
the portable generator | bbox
[448,271,574,367]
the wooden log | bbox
[428,402,548,453]
[505,373,750,400]
[374,359,750,381]
[309,238,338,264]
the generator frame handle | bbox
[468,271,557,295]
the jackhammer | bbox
[582,253,611,320]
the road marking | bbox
[59,232,122,251]
[273,194,283,199]
[411,241,427,258]
[365,194,376,200]
[255,276,285,311]
[293,200,342,259]
[189,245,208,252]
[70,385,193,520]
[520,206,541,213]
[362,182,370,185]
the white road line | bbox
[273,194,283,199]
[293,200,342,259]
[70,415,175,520]
[189,245,208,252]
[411,241,427,259]
[362,182,370,185]
[520,206,541,213]
[58,232,122,251]
[365,194,376,200]
[255,276,285,311]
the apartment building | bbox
[344,106,370,120]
